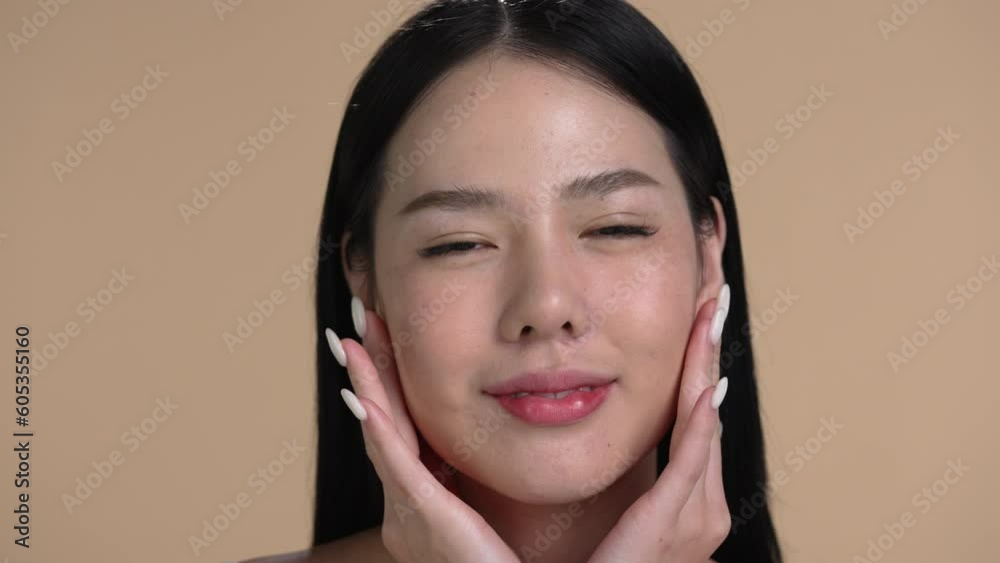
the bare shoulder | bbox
[239,527,394,563]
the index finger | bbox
[675,283,729,441]
[358,306,415,443]
[326,319,396,437]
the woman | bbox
[251,0,782,561]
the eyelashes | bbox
[591,224,659,238]
[421,240,483,258]
[418,223,660,258]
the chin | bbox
[456,442,642,505]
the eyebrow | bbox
[394,168,662,218]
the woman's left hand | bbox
[588,287,731,563]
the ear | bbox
[340,231,381,315]
[695,196,728,310]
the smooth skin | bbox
[247,53,731,562]
[246,293,727,563]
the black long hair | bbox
[313,1,782,561]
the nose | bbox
[498,238,591,344]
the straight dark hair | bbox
[313,1,782,561]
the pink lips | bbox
[483,370,617,426]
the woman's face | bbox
[348,54,724,504]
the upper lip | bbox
[483,369,617,396]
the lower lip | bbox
[489,383,614,425]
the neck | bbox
[454,448,659,563]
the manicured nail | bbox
[325,327,346,367]
[711,376,729,410]
[341,388,368,421]
[351,295,367,339]
[709,283,730,345]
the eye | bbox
[418,224,659,259]
[588,223,660,239]
[419,240,487,258]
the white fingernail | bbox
[351,296,367,339]
[711,376,729,410]
[341,388,368,421]
[709,283,730,345]
[325,327,346,367]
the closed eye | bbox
[418,224,659,258]
[589,224,659,239]
[420,240,486,258]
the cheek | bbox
[383,278,484,418]
[607,260,695,421]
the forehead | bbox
[379,53,680,210]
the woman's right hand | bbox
[326,299,520,563]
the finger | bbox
[354,394,449,520]
[651,383,721,512]
[694,321,726,496]
[328,324,404,446]
[358,309,416,447]
[363,312,457,489]
[703,418,725,506]
[675,284,729,441]
[343,310,454,489]
[710,284,729,386]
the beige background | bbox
[1,0,997,561]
